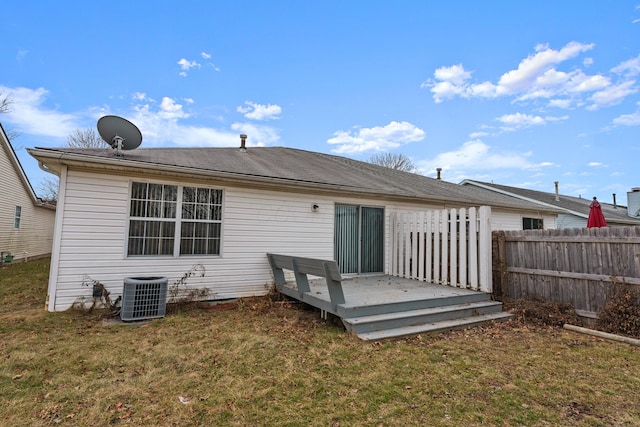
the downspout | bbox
[46,165,67,312]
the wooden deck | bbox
[277,274,512,340]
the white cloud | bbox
[423,42,622,106]
[567,73,610,93]
[421,64,475,103]
[199,52,221,71]
[132,92,148,101]
[128,96,280,147]
[433,64,472,85]
[612,103,640,126]
[230,122,279,146]
[237,101,282,121]
[496,42,594,95]
[416,140,536,173]
[496,113,545,128]
[469,131,489,138]
[327,121,425,154]
[588,162,605,167]
[17,49,28,62]
[177,58,201,76]
[583,57,594,67]
[548,98,574,109]
[537,161,555,167]
[0,85,79,138]
[428,81,467,103]
[611,54,640,77]
[0,85,279,150]
[587,80,637,110]
[467,81,497,98]
[158,97,189,120]
[495,112,568,131]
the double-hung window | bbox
[127,182,223,257]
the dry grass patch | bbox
[1,259,639,426]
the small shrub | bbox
[597,285,640,338]
[504,296,581,327]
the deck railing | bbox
[390,206,492,292]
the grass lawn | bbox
[1,258,639,426]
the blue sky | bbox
[2,1,639,204]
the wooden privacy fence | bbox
[493,226,640,317]
[390,206,492,292]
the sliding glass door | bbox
[334,205,384,274]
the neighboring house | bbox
[0,123,56,263]
[461,180,640,229]
[29,142,560,311]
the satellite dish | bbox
[97,115,142,156]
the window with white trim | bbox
[14,206,22,229]
[127,182,223,257]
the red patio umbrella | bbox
[587,197,607,228]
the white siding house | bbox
[30,144,560,311]
[461,180,640,228]
[0,124,55,263]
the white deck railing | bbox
[390,206,492,292]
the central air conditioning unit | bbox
[120,276,168,321]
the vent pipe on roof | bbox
[554,181,559,201]
[613,193,617,209]
[239,134,247,152]
[436,168,442,180]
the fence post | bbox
[478,206,492,292]
[492,230,507,300]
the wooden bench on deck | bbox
[266,253,345,311]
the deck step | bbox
[354,312,514,341]
[338,291,492,317]
[342,301,504,334]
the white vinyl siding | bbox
[49,169,336,311]
[490,210,557,231]
[557,213,587,228]
[0,135,55,261]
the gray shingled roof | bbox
[29,145,559,212]
[462,180,640,225]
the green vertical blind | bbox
[334,205,360,274]
[334,205,384,274]
[361,207,384,273]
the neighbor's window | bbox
[522,217,543,230]
[127,182,222,257]
[14,206,22,229]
